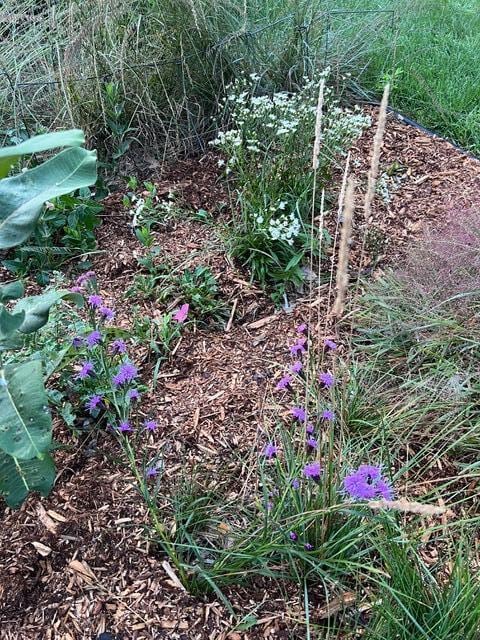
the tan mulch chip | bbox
[1,113,479,639]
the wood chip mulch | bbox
[1,112,479,640]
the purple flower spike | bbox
[289,531,298,542]
[304,543,314,551]
[324,338,338,351]
[290,337,307,356]
[112,362,138,386]
[111,339,127,354]
[72,336,84,348]
[263,443,277,459]
[306,436,318,450]
[322,409,335,421]
[290,361,303,374]
[146,466,159,479]
[76,271,96,287]
[291,478,300,490]
[276,375,293,391]
[291,406,307,422]
[70,286,83,294]
[86,394,103,414]
[86,330,101,348]
[319,371,335,388]
[144,419,158,432]
[296,323,307,334]
[75,361,94,380]
[118,420,133,433]
[343,464,393,501]
[99,306,115,321]
[303,460,322,483]
[127,389,141,402]
[87,294,103,309]
[173,303,189,323]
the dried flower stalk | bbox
[363,83,389,222]
[332,177,355,317]
[368,498,454,517]
[312,78,325,170]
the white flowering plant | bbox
[211,71,370,290]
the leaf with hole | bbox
[0,450,55,508]
[0,360,52,459]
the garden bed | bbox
[1,110,479,640]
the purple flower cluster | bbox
[76,361,94,380]
[112,362,138,386]
[343,465,392,501]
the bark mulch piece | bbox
[1,114,479,639]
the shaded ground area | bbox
[1,112,479,639]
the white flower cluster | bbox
[211,69,370,170]
[269,211,301,244]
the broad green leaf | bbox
[0,146,97,248]
[0,129,85,178]
[0,307,25,337]
[0,450,55,508]
[0,360,52,459]
[0,280,25,302]
[13,290,84,334]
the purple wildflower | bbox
[290,337,307,356]
[144,419,158,432]
[70,286,83,294]
[173,303,189,323]
[86,330,101,348]
[146,466,159,479]
[112,362,138,386]
[306,436,318,450]
[99,306,115,321]
[111,339,127,354]
[291,406,307,422]
[306,423,315,434]
[343,464,393,501]
[263,443,277,459]
[290,361,303,374]
[296,323,307,334]
[72,336,84,348]
[76,271,96,287]
[322,409,335,421]
[319,371,335,388]
[75,361,94,380]
[266,501,273,512]
[85,394,103,414]
[291,478,300,489]
[304,543,314,551]
[276,375,293,391]
[118,420,133,433]
[289,531,298,542]
[87,294,103,308]
[127,389,141,401]
[303,461,322,483]
[324,338,338,351]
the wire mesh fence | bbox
[0,3,396,156]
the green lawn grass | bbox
[329,0,480,154]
